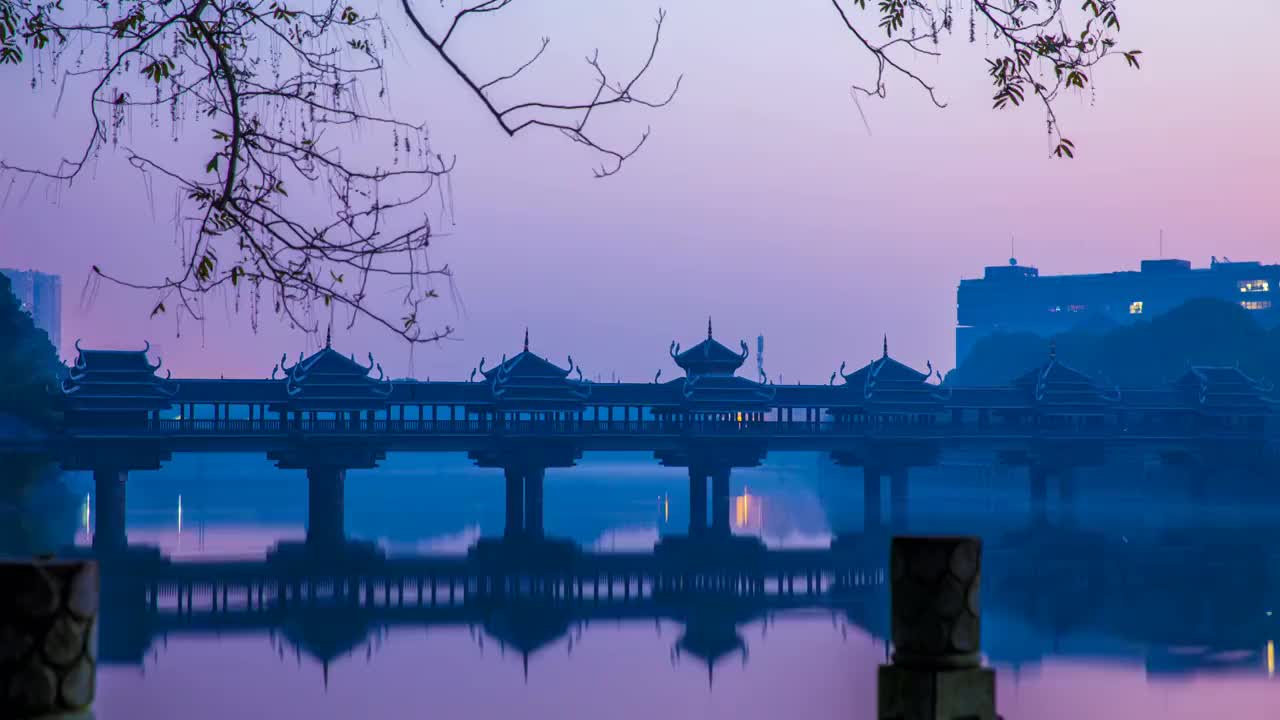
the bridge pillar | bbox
[863,466,883,532]
[688,468,708,536]
[1029,465,1049,524]
[889,468,909,530]
[524,467,545,538]
[306,467,346,550]
[504,467,524,538]
[93,469,128,552]
[711,468,731,537]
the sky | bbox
[1,0,1277,381]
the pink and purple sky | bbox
[1,0,1277,380]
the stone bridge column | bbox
[524,467,545,538]
[504,467,525,539]
[688,468,708,536]
[710,467,732,537]
[863,466,883,533]
[889,468,910,530]
[1029,465,1049,524]
[306,467,346,550]
[93,469,128,552]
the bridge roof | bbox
[1177,366,1274,415]
[837,338,944,411]
[278,343,392,410]
[61,341,178,411]
[478,331,591,408]
[680,375,775,409]
[671,319,749,377]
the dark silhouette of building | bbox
[956,257,1280,365]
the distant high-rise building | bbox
[1,268,63,356]
[956,257,1280,366]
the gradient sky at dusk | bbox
[1,0,1277,381]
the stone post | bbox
[0,558,99,718]
[878,536,996,720]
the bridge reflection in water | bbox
[80,513,1280,689]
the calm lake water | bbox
[5,451,1279,719]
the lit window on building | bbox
[1129,301,1144,315]
[1241,300,1273,311]
[1239,279,1270,293]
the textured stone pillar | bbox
[524,468,545,538]
[504,467,524,539]
[688,469,708,536]
[890,468,910,530]
[0,558,98,718]
[879,536,994,720]
[92,470,128,553]
[711,468,731,537]
[863,466,883,532]
[306,467,346,550]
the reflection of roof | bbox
[280,609,376,665]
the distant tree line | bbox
[949,299,1280,388]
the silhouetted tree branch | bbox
[400,0,681,178]
[0,0,1136,346]
[831,0,1140,157]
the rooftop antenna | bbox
[1009,235,1016,266]
[1159,228,1164,259]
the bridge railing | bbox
[104,417,1268,442]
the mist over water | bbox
[8,452,1277,720]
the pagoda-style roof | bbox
[60,340,178,412]
[1175,366,1274,416]
[670,318,749,378]
[837,337,944,412]
[1012,346,1118,412]
[477,330,590,408]
[276,338,392,411]
[679,375,776,410]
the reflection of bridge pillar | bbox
[889,468,909,530]
[93,469,128,552]
[711,468,731,537]
[504,467,524,538]
[524,467,545,538]
[688,468,708,536]
[306,467,346,550]
[863,466,883,532]
[1029,465,1049,524]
